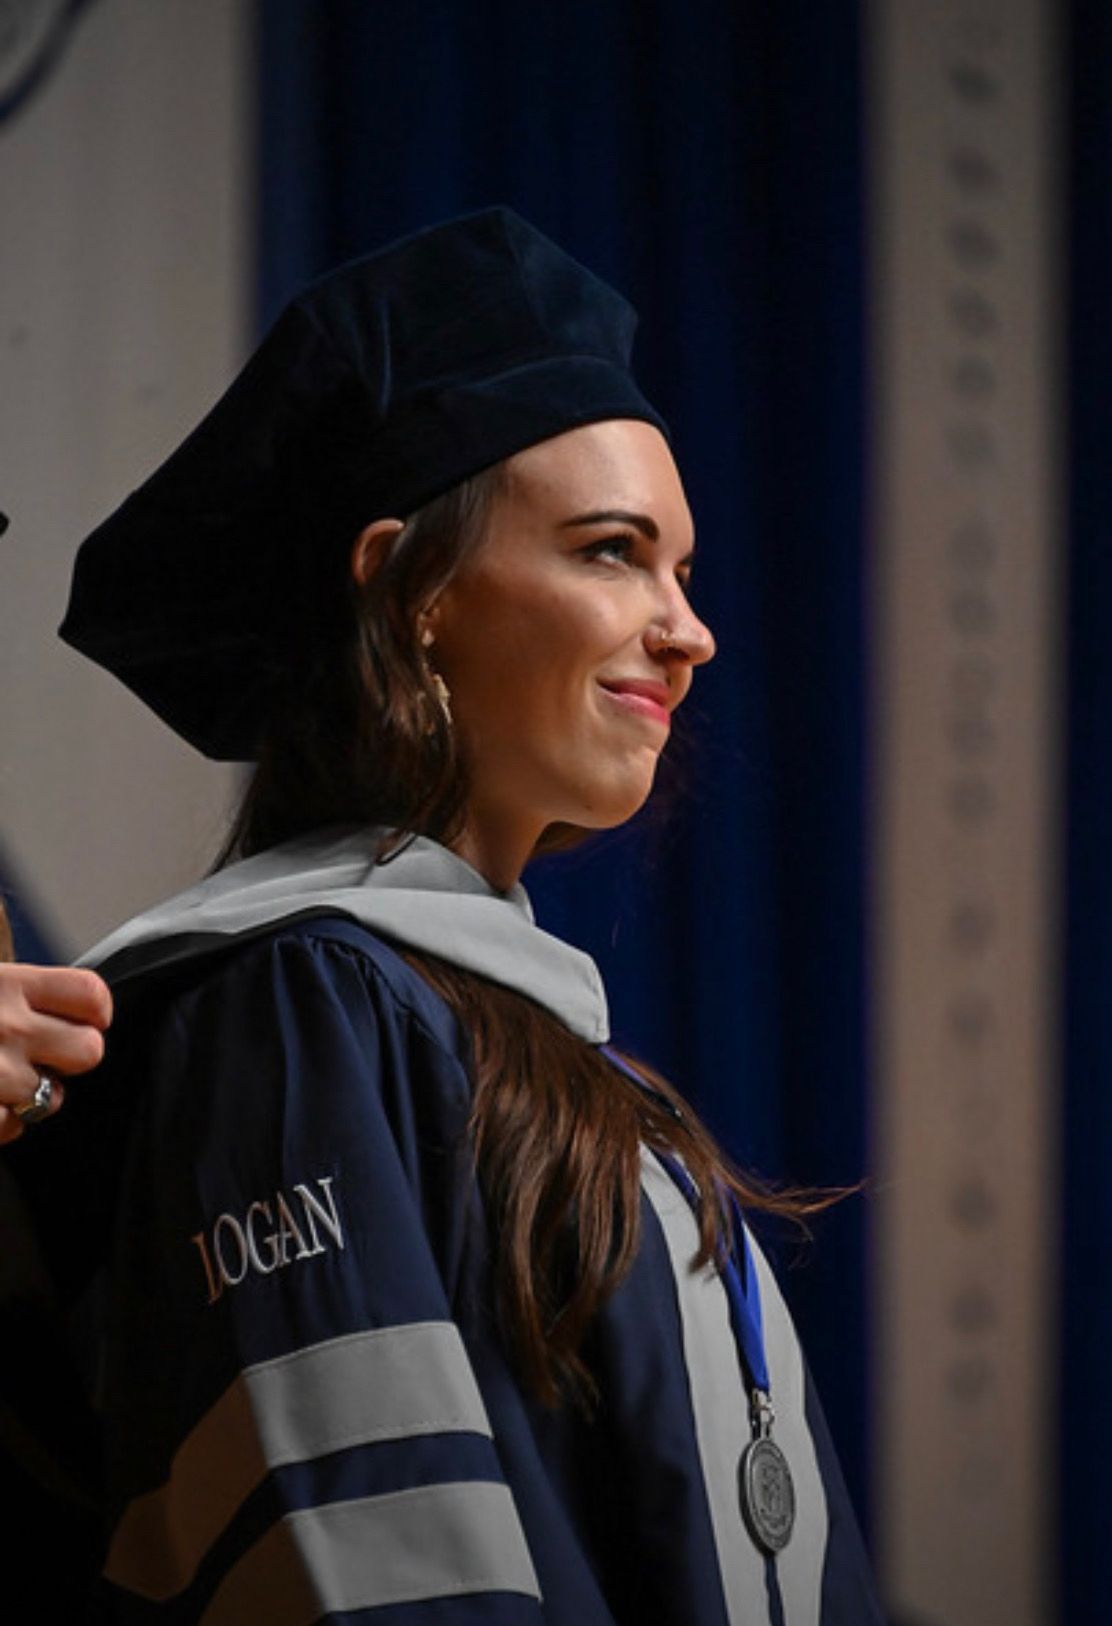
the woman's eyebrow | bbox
[559,508,660,540]
[559,508,696,568]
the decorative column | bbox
[869,4,1061,1623]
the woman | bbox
[18,210,883,1623]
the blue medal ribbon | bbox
[601,1045,797,1560]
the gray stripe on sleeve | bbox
[748,1238,828,1626]
[640,1150,771,1626]
[106,1321,493,1602]
[199,1482,542,1626]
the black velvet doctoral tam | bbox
[59,206,667,760]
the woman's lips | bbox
[598,681,671,729]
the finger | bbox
[0,1005,105,1098]
[16,1009,106,1077]
[0,1050,38,1103]
[0,1105,25,1144]
[9,965,113,1029]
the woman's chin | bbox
[564,773,658,832]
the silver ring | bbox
[15,1073,55,1125]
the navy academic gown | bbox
[9,829,884,1626]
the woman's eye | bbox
[582,534,635,564]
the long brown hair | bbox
[222,468,835,1407]
[398,951,831,1408]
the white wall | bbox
[0,0,250,954]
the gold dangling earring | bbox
[420,625,452,727]
[430,670,452,726]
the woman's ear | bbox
[350,518,405,587]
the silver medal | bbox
[739,1390,796,1554]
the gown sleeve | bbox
[96,925,544,1626]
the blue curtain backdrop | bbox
[257,0,872,1527]
[1066,2,1112,1618]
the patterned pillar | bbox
[869,4,1061,1623]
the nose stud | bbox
[647,625,684,658]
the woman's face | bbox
[425,419,715,877]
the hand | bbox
[0,964,113,1143]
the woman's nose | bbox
[645,593,716,667]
